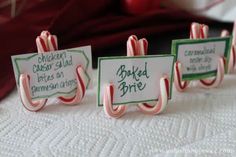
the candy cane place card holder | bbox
[173,22,232,91]
[11,31,92,111]
[97,35,175,118]
[35,31,89,105]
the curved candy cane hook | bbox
[126,35,169,115]
[199,57,225,88]
[58,66,86,105]
[103,84,127,118]
[19,74,47,111]
[137,76,169,115]
[35,30,86,105]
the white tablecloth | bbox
[0,71,236,157]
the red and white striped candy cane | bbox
[174,60,189,91]
[127,35,170,115]
[127,35,138,56]
[102,35,142,118]
[127,35,148,56]
[58,65,86,105]
[35,31,86,105]
[36,31,58,52]
[199,57,224,88]
[192,23,225,88]
[190,22,201,39]
[103,84,127,118]
[173,23,202,92]
[17,31,51,111]
[36,31,50,53]
[18,31,52,111]
[137,76,169,114]
[199,24,209,39]
[19,74,47,111]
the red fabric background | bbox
[0,0,209,101]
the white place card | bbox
[172,37,231,80]
[97,55,175,106]
[12,46,92,100]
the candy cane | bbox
[36,36,48,53]
[199,57,224,88]
[18,31,53,111]
[58,66,86,105]
[190,22,200,39]
[127,35,169,115]
[19,74,47,111]
[36,31,58,53]
[200,24,209,39]
[127,35,138,56]
[137,76,169,114]
[19,31,60,111]
[48,35,58,51]
[103,84,127,118]
[138,38,148,56]
[103,35,140,118]
[193,23,225,88]
[173,23,201,92]
[127,35,148,56]
[174,61,189,91]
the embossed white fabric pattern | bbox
[0,71,236,157]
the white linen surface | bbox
[0,71,236,157]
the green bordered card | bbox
[97,55,175,106]
[11,46,92,100]
[172,36,231,81]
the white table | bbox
[0,71,236,157]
